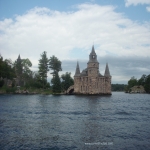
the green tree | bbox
[0,56,16,80]
[61,72,74,92]
[49,55,62,93]
[125,76,138,92]
[49,55,62,75]
[111,84,126,91]
[15,57,23,78]
[128,76,137,88]
[138,74,146,86]
[51,72,61,93]
[22,58,32,85]
[0,79,4,87]
[144,74,150,93]
[38,51,49,88]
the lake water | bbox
[0,92,150,150]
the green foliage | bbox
[126,74,150,93]
[128,76,137,88]
[5,87,17,93]
[15,57,23,76]
[125,76,138,92]
[137,74,146,86]
[49,55,62,75]
[61,72,74,91]
[38,51,49,88]
[0,79,4,87]
[111,84,126,91]
[144,75,150,93]
[0,56,16,79]
[49,55,62,93]
[22,58,33,84]
[51,72,61,93]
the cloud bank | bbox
[125,0,150,6]
[125,0,150,12]
[0,4,150,83]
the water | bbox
[0,92,150,150]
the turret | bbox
[88,45,98,63]
[74,61,80,77]
[17,54,21,63]
[104,63,111,77]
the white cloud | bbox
[146,6,150,11]
[0,4,150,83]
[125,0,150,7]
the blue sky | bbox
[0,0,150,84]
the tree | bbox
[61,72,74,92]
[128,76,137,88]
[0,79,4,87]
[38,51,49,88]
[144,75,150,93]
[0,56,16,80]
[22,58,32,85]
[125,76,138,92]
[49,55,62,93]
[138,74,146,86]
[49,55,62,75]
[111,84,126,91]
[51,72,61,93]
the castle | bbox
[73,45,111,95]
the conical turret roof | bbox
[91,45,96,55]
[88,45,98,63]
[18,54,21,60]
[74,61,80,76]
[104,63,111,77]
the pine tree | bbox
[49,55,62,93]
[51,72,61,93]
[49,55,62,75]
[61,72,74,92]
[38,51,49,88]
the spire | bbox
[17,54,21,63]
[74,61,80,76]
[91,45,96,55]
[104,63,111,77]
[18,54,21,60]
[88,45,98,62]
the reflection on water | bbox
[0,93,150,149]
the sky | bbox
[0,0,150,84]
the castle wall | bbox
[74,76,111,94]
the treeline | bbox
[125,75,150,93]
[0,51,74,93]
[111,84,126,91]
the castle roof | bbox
[18,54,21,60]
[81,68,88,76]
[104,63,111,77]
[74,61,80,76]
[91,45,96,55]
[88,45,98,63]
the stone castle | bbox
[72,45,111,95]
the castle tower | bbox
[87,45,99,77]
[74,61,80,76]
[74,62,81,93]
[71,45,112,95]
[104,63,111,94]
[16,54,23,86]
[104,63,110,77]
